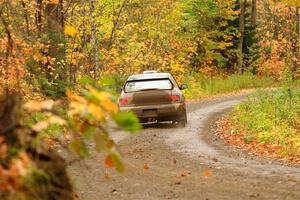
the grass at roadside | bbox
[183,73,276,100]
[220,88,300,162]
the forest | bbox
[2,0,300,97]
[1,0,300,199]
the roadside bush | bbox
[38,78,70,99]
[183,72,276,99]
[229,88,300,157]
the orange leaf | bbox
[0,144,8,159]
[49,0,59,4]
[19,151,31,168]
[0,136,5,144]
[0,182,9,191]
[203,169,212,178]
[143,164,149,171]
[105,155,114,168]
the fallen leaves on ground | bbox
[215,117,300,164]
[203,169,212,178]
[143,164,149,171]
[171,176,182,185]
[180,171,191,177]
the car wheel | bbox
[177,111,187,128]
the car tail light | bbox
[169,95,180,102]
[119,97,129,105]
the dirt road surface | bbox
[66,94,300,200]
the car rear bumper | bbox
[119,103,185,118]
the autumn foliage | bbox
[0,0,300,199]
[0,0,299,99]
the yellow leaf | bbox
[101,99,119,113]
[68,101,86,116]
[64,26,78,36]
[88,103,105,121]
[87,86,118,113]
[66,90,87,104]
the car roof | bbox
[127,73,172,81]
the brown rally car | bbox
[118,71,188,127]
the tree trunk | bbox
[45,2,64,36]
[295,6,300,77]
[238,0,246,73]
[36,0,42,35]
[251,0,257,27]
[21,0,30,35]
[0,91,74,200]
[89,0,100,79]
[0,10,13,60]
[107,0,127,49]
[44,1,65,80]
[59,0,64,28]
[296,7,300,47]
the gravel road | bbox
[66,94,300,200]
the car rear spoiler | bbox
[126,78,171,83]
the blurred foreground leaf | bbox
[112,112,142,133]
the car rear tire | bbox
[177,111,187,128]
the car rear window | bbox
[124,79,173,93]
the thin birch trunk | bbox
[238,0,246,73]
[89,0,100,79]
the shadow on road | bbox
[142,121,182,129]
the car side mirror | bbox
[179,84,188,90]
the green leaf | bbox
[112,112,142,133]
[78,76,94,85]
[94,132,109,152]
[82,125,96,139]
[99,77,116,87]
[110,152,124,173]
[243,136,253,143]
[69,140,89,157]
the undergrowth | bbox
[229,88,300,157]
[183,72,276,99]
